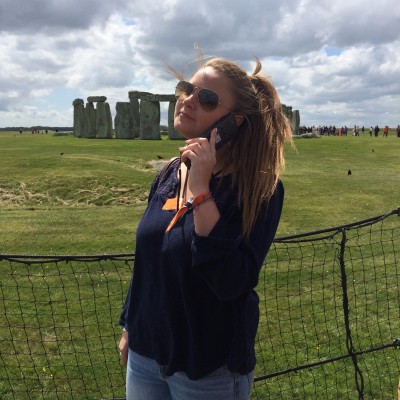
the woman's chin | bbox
[174,122,199,139]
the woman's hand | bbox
[118,330,129,366]
[179,129,221,236]
[179,129,217,195]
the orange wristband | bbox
[185,191,212,212]
[165,191,211,232]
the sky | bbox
[0,0,399,129]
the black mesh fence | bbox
[252,208,400,399]
[0,208,399,399]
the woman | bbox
[119,56,293,399]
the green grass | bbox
[280,133,399,235]
[0,132,180,254]
[0,131,399,399]
[0,131,399,254]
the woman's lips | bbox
[179,110,195,121]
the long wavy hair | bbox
[170,56,294,237]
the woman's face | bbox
[174,66,235,139]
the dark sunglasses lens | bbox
[175,81,194,100]
[198,89,219,111]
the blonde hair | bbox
[171,56,294,237]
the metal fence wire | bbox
[0,208,399,400]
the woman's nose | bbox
[182,88,198,108]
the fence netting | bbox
[0,209,399,400]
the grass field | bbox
[0,130,399,399]
[0,130,399,254]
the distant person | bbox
[19,128,22,134]
[361,126,365,136]
[397,125,400,137]
[383,126,389,137]
[369,126,373,137]
[374,125,380,137]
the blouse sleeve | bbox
[119,278,132,329]
[191,180,284,301]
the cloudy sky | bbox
[0,0,399,129]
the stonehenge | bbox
[282,105,301,135]
[73,92,300,139]
[114,102,136,139]
[73,96,112,139]
[72,99,85,137]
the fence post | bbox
[339,227,365,399]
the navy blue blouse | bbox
[119,159,284,380]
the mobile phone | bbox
[199,112,239,150]
[184,112,239,168]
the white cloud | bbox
[0,0,399,128]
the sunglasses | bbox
[175,80,223,112]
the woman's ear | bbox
[234,114,245,127]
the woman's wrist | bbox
[185,192,212,211]
[190,186,211,197]
[193,195,220,236]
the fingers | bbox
[118,331,129,366]
[209,128,217,150]
[184,129,217,148]
[120,348,128,366]
[179,129,217,165]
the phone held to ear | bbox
[183,112,239,169]
[200,112,239,150]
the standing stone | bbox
[96,102,113,138]
[168,101,183,139]
[84,102,97,138]
[105,102,113,137]
[72,98,85,137]
[281,104,287,117]
[292,110,300,135]
[140,100,160,140]
[129,91,143,139]
[130,99,140,138]
[115,102,134,139]
[286,106,293,124]
[281,104,300,135]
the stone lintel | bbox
[73,98,84,106]
[128,90,175,102]
[129,91,150,100]
[87,96,107,103]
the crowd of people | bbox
[299,125,400,137]
[17,128,49,134]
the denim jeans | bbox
[126,349,254,400]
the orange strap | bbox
[165,191,212,233]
